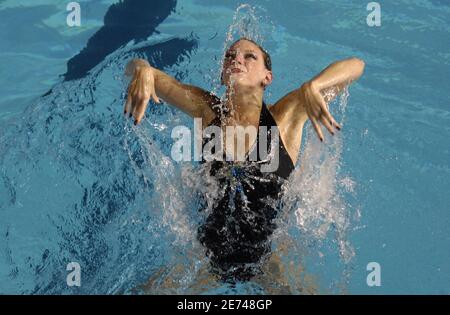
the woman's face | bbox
[222,40,272,90]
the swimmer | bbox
[124,38,365,287]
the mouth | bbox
[230,68,244,74]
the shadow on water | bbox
[64,0,180,81]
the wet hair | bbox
[228,37,272,71]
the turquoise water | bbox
[0,0,449,294]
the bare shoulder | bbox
[266,94,308,165]
[267,91,308,127]
[266,103,284,125]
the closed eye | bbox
[225,51,257,60]
[225,51,236,59]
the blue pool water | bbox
[0,0,449,294]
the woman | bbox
[124,38,365,285]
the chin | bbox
[225,77,254,89]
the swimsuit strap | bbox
[257,103,295,178]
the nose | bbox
[234,51,245,64]
[230,50,245,66]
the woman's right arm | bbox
[124,58,217,125]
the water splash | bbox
[281,88,356,264]
[224,4,270,46]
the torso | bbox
[197,102,296,282]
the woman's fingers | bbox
[333,119,341,130]
[325,110,341,131]
[124,93,132,115]
[316,96,341,131]
[304,83,343,141]
[133,98,149,125]
[123,69,159,125]
[150,85,161,104]
[126,90,158,125]
[320,115,334,135]
[125,80,138,116]
[310,116,324,142]
[323,108,341,131]
[151,91,161,104]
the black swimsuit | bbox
[197,103,295,283]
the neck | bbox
[223,85,264,126]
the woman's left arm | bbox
[310,57,365,102]
[300,57,365,140]
[270,57,364,163]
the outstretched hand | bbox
[124,66,161,125]
[299,81,341,141]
